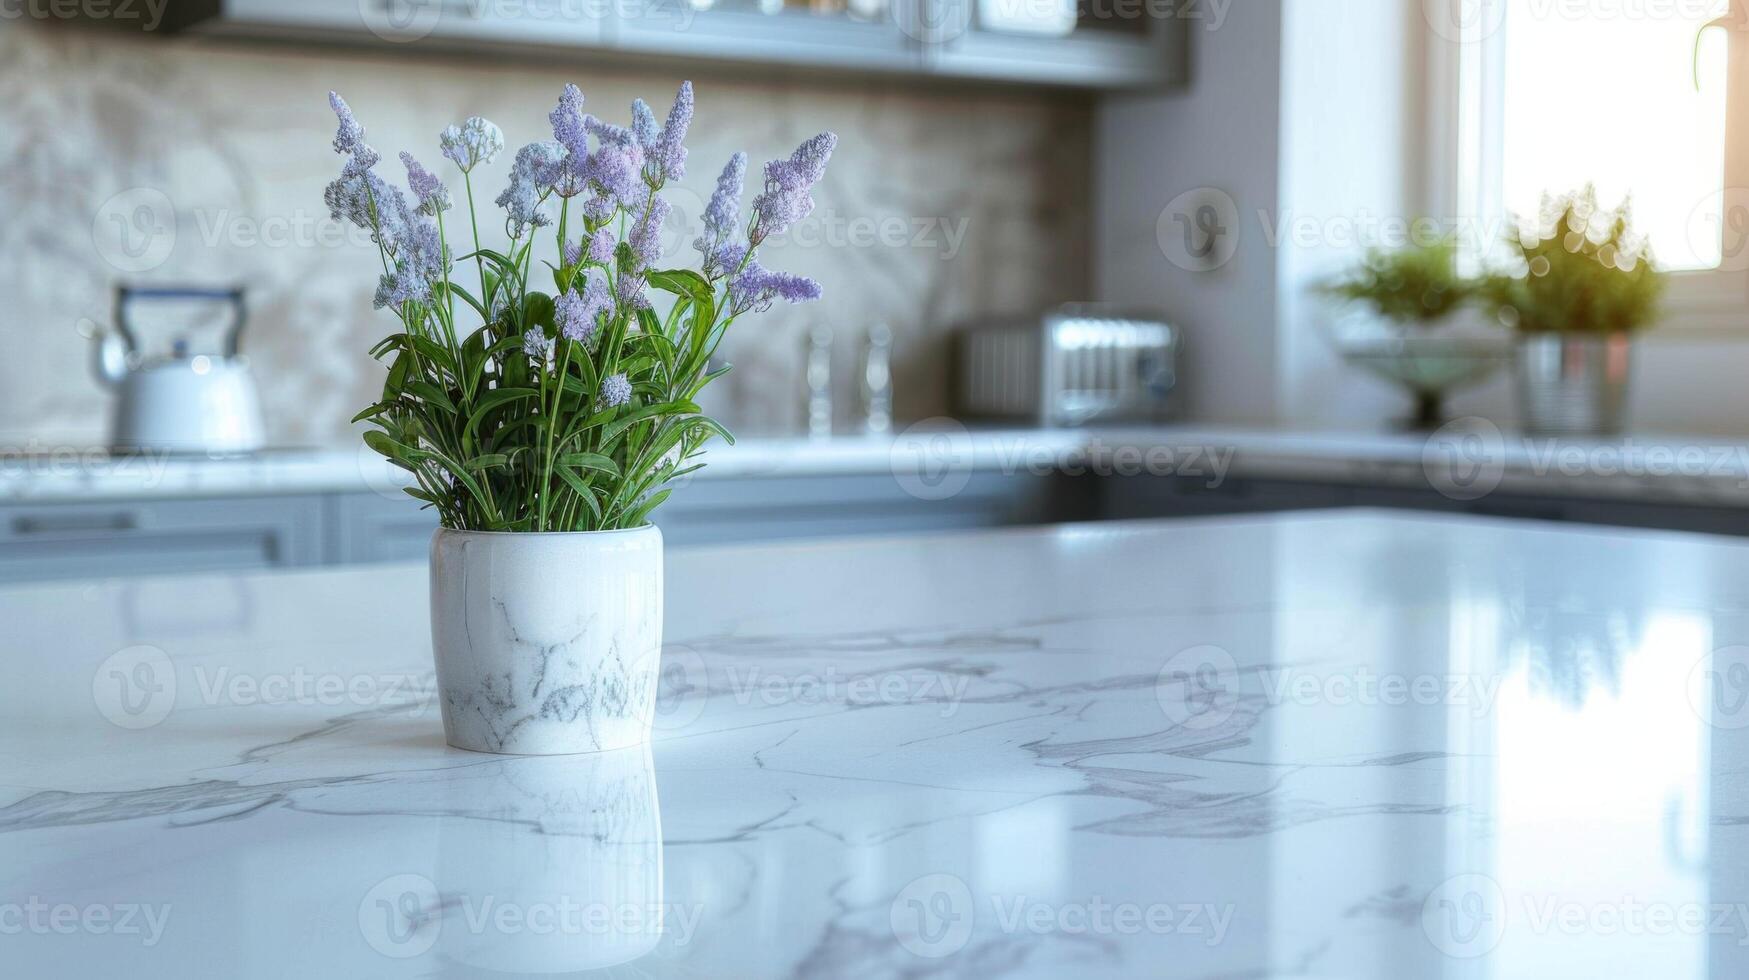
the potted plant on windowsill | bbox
[323,83,835,754]
[1481,186,1665,436]
[1318,237,1511,429]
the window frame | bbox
[1427,0,1749,333]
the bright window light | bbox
[1500,2,1729,271]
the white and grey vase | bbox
[430,525,663,755]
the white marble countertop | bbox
[5,423,1749,507]
[4,511,1749,976]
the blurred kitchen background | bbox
[7,0,1749,580]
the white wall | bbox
[1093,0,1284,424]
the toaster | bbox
[956,305,1178,426]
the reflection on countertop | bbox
[3,511,1749,976]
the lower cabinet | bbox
[0,470,1070,582]
[0,497,324,584]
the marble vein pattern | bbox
[3,512,1749,977]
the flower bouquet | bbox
[323,82,835,753]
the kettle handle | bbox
[114,286,248,357]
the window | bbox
[1441,0,1749,324]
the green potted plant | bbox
[1318,237,1510,429]
[1482,186,1665,435]
[323,83,835,754]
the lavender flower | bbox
[329,92,366,156]
[496,142,563,236]
[375,263,430,309]
[556,270,612,344]
[522,327,554,363]
[582,194,616,224]
[574,114,645,206]
[325,94,447,310]
[563,239,584,267]
[729,262,822,315]
[616,271,650,311]
[630,99,658,150]
[751,132,837,244]
[586,227,615,265]
[599,373,632,408]
[694,151,747,277]
[439,116,504,173]
[648,81,693,184]
[628,196,671,270]
[400,152,451,216]
[548,85,589,161]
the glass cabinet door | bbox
[908,0,1184,87]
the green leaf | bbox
[599,400,696,447]
[553,460,597,506]
[558,452,619,478]
[691,416,736,447]
[351,401,393,425]
[362,429,417,467]
[406,381,456,414]
[464,453,510,471]
[624,488,672,527]
[465,386,540,439]
[444,281,490,321]
[648,268,713,311]
[523,291,556,332]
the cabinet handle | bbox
[11,512,138,535]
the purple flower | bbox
[616,271,650,311]
[375,263,430,309]
[325,94,447,310]
[439,117,504,173]
[544,86,592,199]
[329,92,366,157]
[496,142,563,236]
[751,132,837,244]
[400,152,451,216]
[557,270,612,343]
[729,262,822,315]
[630,99,658,151]
[548,85,589,161]
[563,239,584,268]
[582,194,615,224]
[628,196,671,270]
[599,373,632,408]
[586,227,615,265]
[643,81,692,185]
[694,151,747,277]
[522,327,554,363]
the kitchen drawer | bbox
[0,496,324,583]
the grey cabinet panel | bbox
[0,496,324,583]
[656,471,1055,546]
[157,0,1182,90]
[330,492,440,565]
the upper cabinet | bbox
[159,0,1184,90]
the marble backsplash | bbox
[0,19,1090,449]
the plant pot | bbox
[1514,333,1632,436]
[430,525,663,755]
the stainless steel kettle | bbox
[91,286,266,455]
